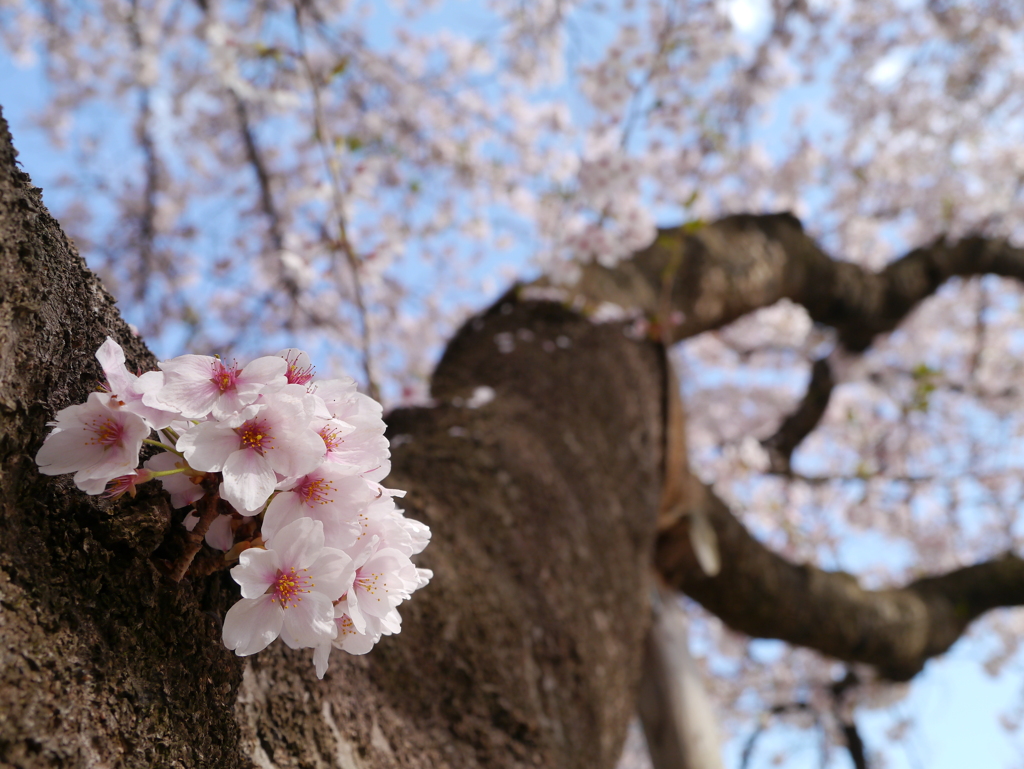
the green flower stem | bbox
[148,466,187,478]
[143,438,181,455]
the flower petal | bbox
[307,547,354,603]
[176,422,239,472]
[221,448,276,512]
[270,517,324,571]
[222,594,283,656]
[232,548,279,598]
[313,643,332,679]
[280,591,336,648]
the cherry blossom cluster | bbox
[35,338,431,678]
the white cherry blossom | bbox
[222,517,354,656]
[347,495,432,556]
[312,415,391,481]
[146,354,287,420]
[35,392,150,492]
[96,337,177,430]
[343,538,421,634]
[312,611,386,679]
[262,464,378,550]
[35,338,430,678]
[175,392,325,512]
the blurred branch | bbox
[128,0,159,305]
[655,479,1024,681]
[831,671,869,769]
[557,212,1024,352]
[556,212,1024,466]
[232,94,285,253]
[762,356,835,474]
[739,702,816,769]
[294,2,379,400]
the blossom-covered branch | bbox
[655,477,1024,681]
[560,212,1024,469]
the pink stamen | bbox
[296,475,335,506]
[210,359,240,393]
[283,352,315,386]
[103,469,151,500]
[270,567,313,608]
[86,415,126,449]
[237,419,273,455]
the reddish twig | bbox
[167,490,220,582]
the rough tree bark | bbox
[3,102,1024,769]
[0,108,664,768]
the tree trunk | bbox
[8,97,1024,767]
[0,109,667,768]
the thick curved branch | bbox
[556,211,1024,488]
[560,212,1024,351]
[655,480,1024,681]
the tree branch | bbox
[537,212,1024,467]
[655,480,1024,681]
[739,702,816,769]
[623,215,1024,680]
[831,672,869,769]
[557,213,1024,352]
[232,93,284,253]
[762,356,835,474]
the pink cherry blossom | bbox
[175,392,325,512]
[344,494,432,556]
[312,612,382,679]
[146,353,287,420]
[312,415,391,480]
[222,518,354,656]
[343,538,420,634]
[262,464,378,550]
[102,467,154,500]
[35,392,150,493]
[34,339,430,675]
[277,348,316,386]
[96,337,178,429]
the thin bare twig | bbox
[831,671,869,769]
[762,356,835,474]
[167,490,220,582]
[294,3,379,400]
